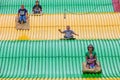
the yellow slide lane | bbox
[0,13,120,40]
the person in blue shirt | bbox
[18,5,28,24]
[32,1,42,14]
[58,26,79,39]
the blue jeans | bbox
[19,16,26,22]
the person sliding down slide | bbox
[32,0,42,14]
[86,44,98,69]
[58,25,79,39]
[18,5,28,24]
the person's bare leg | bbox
[95,63,99,69]
[86,64,90,69]
[40,11,42,15]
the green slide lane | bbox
[0,0,114,14]
[0,40,120,78]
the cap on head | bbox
[87,44,94,51]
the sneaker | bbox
[23,21,26,23]
[18,20,21,24]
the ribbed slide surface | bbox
[0,0,114,14]
[0,0,120,80]
[0,40,120,78]
[0,13,120,40]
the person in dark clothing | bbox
[32,1,42,14]
[18,5,28,24]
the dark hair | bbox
[87,44,94,51]
[36,1,39,3]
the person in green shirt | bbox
[86,44,98,69]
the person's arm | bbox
[39,5,42,11]
[58,29,64,33]
[86,53,89,62]
[32,5,35,11]
[94,55,97,61]
[18,9,20,17]
[86,57,89,62]
[72,31,79,36]
[91,53,97,62]
[74,33,79,36]
[25,10,28,18]
[26,12,28,18]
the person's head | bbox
[66,25,70,30]
[36,1,39,6]
[87,44,94,51]
[21,5,24,9]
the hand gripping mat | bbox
[82,62,102,73]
